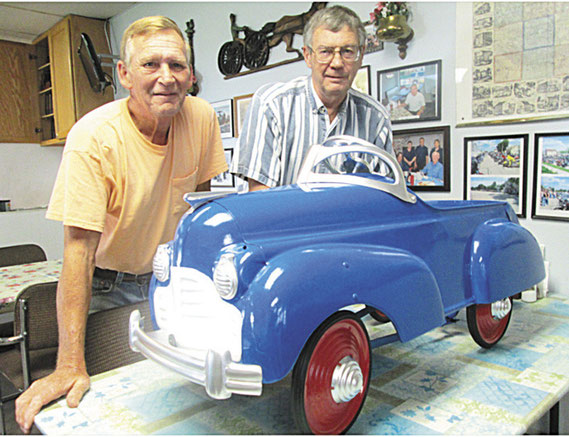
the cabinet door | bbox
[0,40,40,143]
[49,18,76,140]
[69,15,113,120]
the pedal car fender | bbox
[238,243,445,382]
[467,218,545,303]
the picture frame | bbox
[455,2,569,127]
[233,93,254,137]
[464,134,529,218]
[531,132,569,222]
[211,99,233,138]
[393,125,450,192]
[352,65,371,95]
[363,21,384,54]
[377,59,442,124]
[211,149,236,189]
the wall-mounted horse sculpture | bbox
[218,2,327,77]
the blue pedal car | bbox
[130,135,545,434]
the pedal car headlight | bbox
[153,243,171,282]
[213,253,238,300]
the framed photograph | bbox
[211,99,233,138]
[363,21,384,54]
[377,59,442,124]
[352,65,371,95]
[464,134,529,218]
[393,126,450,192]
[531,133,569,221]
[233,93,254,137]
[211,149,235,188]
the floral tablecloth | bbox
[35,296,569,435]
[0,260,62,312]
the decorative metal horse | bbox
[218,2,327,77]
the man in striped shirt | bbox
[230,5,393,191]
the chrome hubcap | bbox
[491,298,511,320]
[331,356,364,403]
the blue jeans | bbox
[90,271,150,314]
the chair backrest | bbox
[0,244,47,268]
[85,300,151,376]
[14,281,59,350]
[1,281,59,391]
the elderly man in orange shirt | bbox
[15,16,227,433]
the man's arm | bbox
[15,226,101,434]
[196,180,211,192]
[248,178,270,192]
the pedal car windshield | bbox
[296,135,417,204]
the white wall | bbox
[0,142,62,210]
[0,208,64,259]
[108,1,568,296]
[0,142,64,258]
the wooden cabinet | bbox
[0,15,114,145]
[0,40,41,143]
[33,15,114,145]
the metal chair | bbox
[0,244,47,268]
[0,281,58,434]
[84,299,151,376]
[0,278,151,434]
[0,244,48,339]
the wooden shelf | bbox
[40,137,65,147]
[0,15,113,145]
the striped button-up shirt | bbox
[230,75,393,188]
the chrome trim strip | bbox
[129,310,263,399]
[183,191,235,211]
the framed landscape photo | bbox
[211,99,233,138]
[211,149,235,189]
[233,93,254,137]
[393,125,450,192]
[352,65,371,95]
[377,59,442,124]
[464,134,529,218]
[532,132,569,221]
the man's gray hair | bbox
[303,5,366,48]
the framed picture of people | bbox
[211,99,233,138]
[363,21,384,54]
[464,134,529,218]
[393,125,450,192]
[531,132,569,222]
[211,149,236,190]
[377,59,442,124]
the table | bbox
[0,260,61,319]
[35,296,569,435]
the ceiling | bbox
[0,2,136,44]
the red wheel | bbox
[467,297,512,349]
[291,312,371,434]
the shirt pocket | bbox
[172,167,199,216]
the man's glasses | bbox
[308,45,362,64]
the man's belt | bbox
[94,267,153,282]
